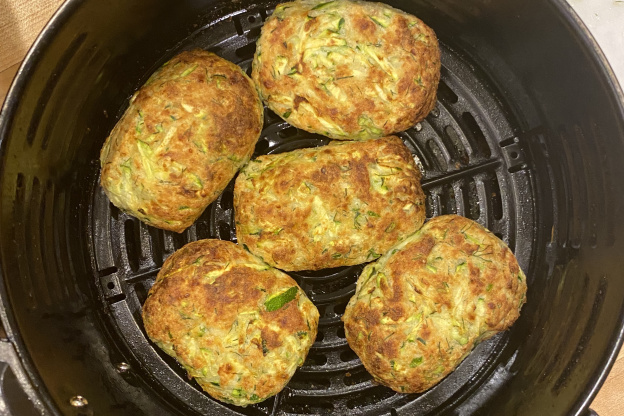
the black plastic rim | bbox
[0,0,623,415]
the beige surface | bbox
[0,1,622,414]
[0,0,65,71]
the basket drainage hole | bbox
[248,15,256,23]
[346,386,396,409]
[510,151,519,159]
[304,353,327,367]
[107,282,115,290]
[336,327,346,339]
[340,349,359,362]
[391,409,398,416]
[344,370,372,386]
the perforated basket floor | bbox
[89,6,534,416]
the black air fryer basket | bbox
[1,0,623,415]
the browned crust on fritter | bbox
[142,239,319,405]
[252,0,441,140]
[100,49,263,232]
[234,136,426,271]
[343,215,527,393]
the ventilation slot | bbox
[217,221,233,241]
[425,192,437,219]
[484,173,503,221]
[462,112,491,158]
[464,179,480,220]
[289,372,331,390]
[340,349,358,363]
[346,386,396,409]
[148,228,165,267]
[170,231,188,252]
[440,184,457,215]
[426,139,448,172]
[134,281,152,306]
[304,353,328,367]
[310,273,359,300]
[29,33,87,148]
[344,370,373,386]
[124,219,140,272]
[445,125,469,166]
[280,399,334,415]
[437,79,458,104]
[235,42,256,59]
[336,327,346,339]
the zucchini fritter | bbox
[234,136,426,271]
[100,49,263,232]
[252,0,440,140]
[142,239,319,406]
[343,215,527,393]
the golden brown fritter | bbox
[234,136,426,271]
[100,49,263,232]
[343,215,527,393]
[252,0,440,140]
[142,239,319,406]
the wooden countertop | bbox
[0,1,622,414]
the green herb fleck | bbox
[261,338,269,355]
[332,253,342,259]
[283,110,292,118]
[385,222,396,233]
[367,210,380,217]
[181,63,198,77]
[265,287,298,312]
[417,337,427,345]
[250,394,260,401]
[191,173,203,188]
[210,381,220,386]
[410,357,423,367]
[312,0,336,10]
[337,17,345,30]
[232,388,244,398]
[486,283,493,292]
[135,110,144,134]
[193,140,207,154]
[369,15,389,27]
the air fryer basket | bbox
[0,0,623,415]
